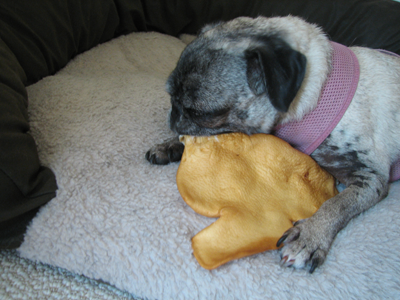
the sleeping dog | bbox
[146,16,400,273]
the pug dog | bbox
[146,16,400,273]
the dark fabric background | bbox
[0,0,120,247]
[1,0,400,248]
[140,0,400,54]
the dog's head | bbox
[166,16,309,136]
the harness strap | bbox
[273,42,400,182]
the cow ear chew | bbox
[176,133,338,270]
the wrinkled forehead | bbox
[166,40,246,95]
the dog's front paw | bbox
[146,137,184,165]
[276,219,332,273]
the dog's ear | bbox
[245,37,307,112]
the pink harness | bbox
[273,42,400,182]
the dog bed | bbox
[15,29,400,300]
[1,0,400,299]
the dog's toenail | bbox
[280,255,288,266]
[277,235,287,247]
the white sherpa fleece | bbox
[19,32,400,300]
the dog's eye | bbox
[186,107,230,120]
[185,108,202,117]
[181,108,192,119]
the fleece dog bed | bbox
[18,31,400,300]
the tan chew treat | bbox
[176,133,338,270]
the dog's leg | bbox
[146,136,184,165]
[276,131,392,273]
[277,172,389,273]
